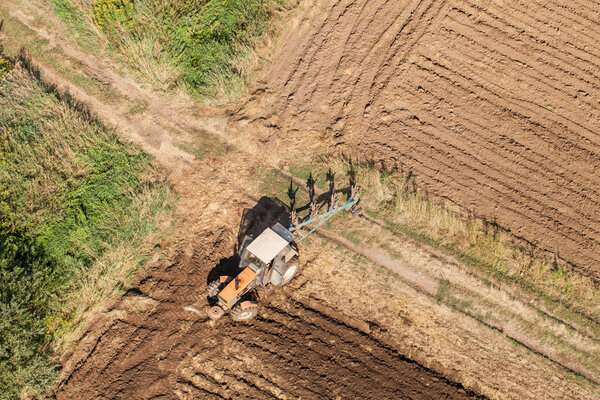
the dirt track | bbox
[245,0,600,279]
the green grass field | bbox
[53,0,287,100]
[0,54,174,398]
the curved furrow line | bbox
[436,20,600,115]
[180,370,231,398]
[416,53,598,211]
[439,19,600,114]
[548,0,600,24]
[367,115,600,258]
[355,132,600,270]
[276,0,361,106]
[272,0,347,96]
[176,380,226,400]
[231,336,392,399]
[364,0,446,112]
[501,0,600,56]
[290,0,366,107]
[341,0,439,119]
[400,66,600,230]
[385,99,600,243]
[233,367,296,400]
[260,302,430,377]
[328,0,423,116]
[434,25,600,127]
[224,337,345,398]
[405,52,600,189]
[442,8,600,110]
[86,323,153,377]
[401,78,600,207]
[458,1,600,74]
[327,0,377,88]
[536,0,600,36]
[453,4,600,84]
[444,7,600,95]
[207,366,282,400]
[244,316,399,379]
[366,81,600,247]
[227,310,467,400]
[417,50,600,158]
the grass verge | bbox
[52,0,291,100]
[0,54,174,399]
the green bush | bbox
[168,0,277,90]
[92,0,134,32]
[54,0,285,97]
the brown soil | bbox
[243,0,600,279]
[54,220,481,400]
[3,1,599,399]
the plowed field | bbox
[5,0,599,398]
[54,215,480,400]
[247,0,600,279]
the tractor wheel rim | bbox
[238,310,253,320]
[282,264,298,283]
[208,306,224,320]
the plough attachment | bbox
[206,167,362,321]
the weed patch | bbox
[0,59,173,398]
[53,0,291,99]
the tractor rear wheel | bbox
[230,302,258,321]
[281,256,299,285]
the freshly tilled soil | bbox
[54,229,483,400]
[8,1,592,396]
[245,0,600,279]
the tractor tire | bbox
[281,256,299,285]
[208,306,225,321]
[230,302,258,321]
[207,280,222,297]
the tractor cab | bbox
[207,223,300,321]
[241,223,298,287]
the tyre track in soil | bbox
[243,0,600,280]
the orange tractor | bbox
[207,173,361,321]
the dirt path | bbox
[2,1,599,399]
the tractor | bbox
[207,170,362,321]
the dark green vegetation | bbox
[0,57,173,398]
[53,0,287,98]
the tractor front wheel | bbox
[230,302,258,321]
[208,306,225,321]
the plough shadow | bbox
[206,196,291,285]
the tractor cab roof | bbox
[246,223,295,264]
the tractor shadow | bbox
[206,196,290,286]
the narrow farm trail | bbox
[1,1,599,399]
